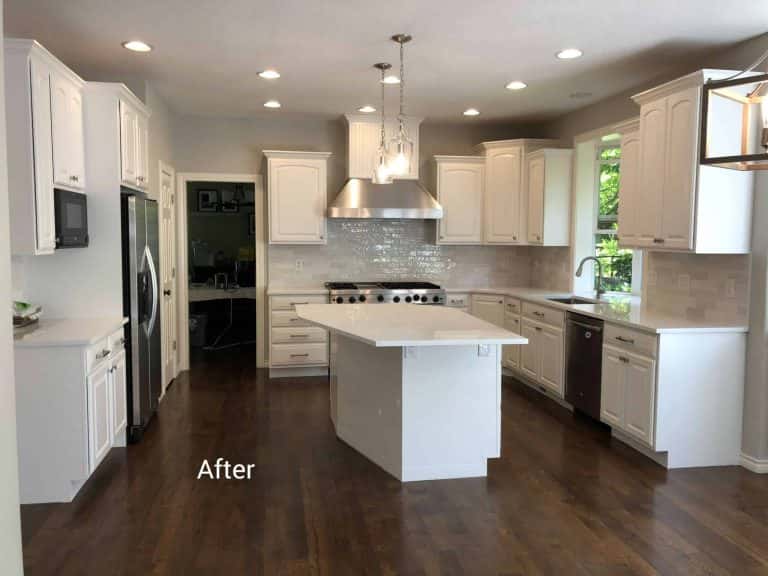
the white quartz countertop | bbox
[447,286,748,334]
[296,304,528,347]
[13,317,128,348]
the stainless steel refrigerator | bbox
[121,192,161,443]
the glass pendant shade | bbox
[372,147,393,184]
[386,123,413,176]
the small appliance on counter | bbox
[12,301,42,330]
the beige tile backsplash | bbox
[529,247,571,292]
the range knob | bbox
[377,294,385,302]
[432,295,440,303]
[348,296,356,303]
[405,296,412,303]
[393,296,401,303]
[421,296,428,303]
[335,296,344,304]
[359,295,367,302]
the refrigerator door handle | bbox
[145,245,159,337]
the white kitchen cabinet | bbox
[50,72,85,190]
[483,145,523,243]
[538,323,564,396]
[87,362,112,472]
[4,40,85,255]
[345,114,422,180]
[627,70,754,253]
[470,294,505,326]
[434,156,484,244]
[502,313,521,369]
[520,319,541,382]
[526,149,573,246]
[265,151,331,244]
[269,293,330,377]
[110,350,128,441]
[615,120,644,247]
[119,98,150,191]
[600,346,626,427]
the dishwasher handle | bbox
[568,319,603,333]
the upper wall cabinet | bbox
[434,156,484,244]
[120,98,150,192]
[526,149,573,246]
[4,39,85,255]
[345,114,422,180]
[624,70,754,253]
[265,150,331,244]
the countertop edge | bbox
[13,317,129,348]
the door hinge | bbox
[171,193,175,205]
[172,267,176,278]
[173,340,177,351]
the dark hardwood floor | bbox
[20,350,768,575]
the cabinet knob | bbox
[70,175,79,182]
[653,238,665,244]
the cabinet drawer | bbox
[272,326,328,344]
[86,337,112,373]
[472,294,505,305]
[270,294,328,311]
[271,343,328,366]
[605,324,658,358]
[108,327,126,354]
[504,298,521,314]
[271,310,315,328]
[522,302,564,328]
[446,293,470,308]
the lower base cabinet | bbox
[269,293,329,377]
[519,318,564,397]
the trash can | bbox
[189,313,208,347]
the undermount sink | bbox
[547,296,597,305]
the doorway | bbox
[176,173,266,372]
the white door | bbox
[110,351,128,436]
[520,320,540,381]
[502,314,521,369]
[637,99,667,247]
[269,159,327,244]
[600,346,625,427]
[136,114,149,189]
[660,86,698,251]
[160,164,178,392]
[617,130,640,247]
[437,162,483,244]
[87,362,112,472]
[50,73,73,188]
[538,324,564,396]
[484,148,522,243]
[29,57,55,254]
[120,100,138,186]
[471,296,504,326]
[68,82,85,188]
[526,156,545,244]
[624,353,656,446]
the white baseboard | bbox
[740,453,768,473]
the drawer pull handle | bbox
[619,356,630,363]
[653,238,665,244]
[535,327,542,332]
[96,349,111,360]
[290,334,310,338]
[289,318,301,322]
[615,336,635,344]
[291,302,309,306]
[533,311,545,317]
[290,353,310,358]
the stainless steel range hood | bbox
[327,178,443,219]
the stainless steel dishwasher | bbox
[565,313,604,420]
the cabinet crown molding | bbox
[5,38,84,88]
[474,138,563,154]
[526,148,574,160]
[631,69,741,106]
[433,155,485,163]
[85,82,151,118]
[263,150,332,160]
[612,117,640,134]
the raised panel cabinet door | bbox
[520,320,540,382]
[110,351,128,437]
[503,315,521,369]
[617,131,641,247]
[624,353,656,447]
[136,114,149,189]
[119,100,138,186]
[437,163,483,244]
[484,148,522,243]
[269,159,327,243]
[87,362,112,472]
[539,324,564,396]
[50,73,73,187]
[68,83,85,189]
[526,156,545,244]
[471,296,505,326]
[29,57,56,254]
[600,347,625,427]
[660,86,699,251]
[637,99,667,246]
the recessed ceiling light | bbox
[505,80,528,91]
[258,69,281,80]
[556,48,583,60]
[358,105,376,113]
[463,108,480,116]
[263,100,281,109]
[381,75,401,85]
[122,40,152,53]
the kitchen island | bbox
[296,304,527,481]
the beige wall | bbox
[0,0,26,571]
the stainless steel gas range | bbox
[325,282,446,305]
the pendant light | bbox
[372,63,393,184]
[386,34,414,177]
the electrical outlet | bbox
[678,274,690,292]
[726,278,737,298]
[294,259,304,272]
[478,344,491,357]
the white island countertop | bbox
[13,317,128,348]
[296,304,528,347]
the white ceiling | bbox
[4,0,767,122]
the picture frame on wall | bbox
[249,213,255,236]
[198,189,218,212]
[220,189,239,213]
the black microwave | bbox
[54,189,89,248]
